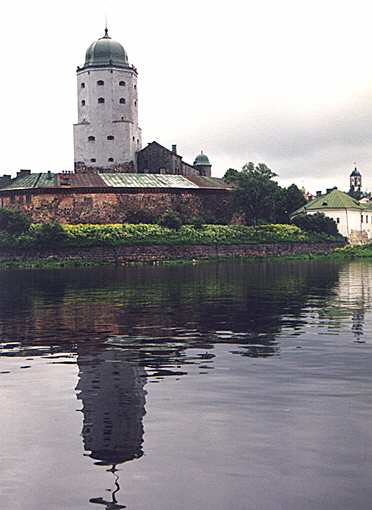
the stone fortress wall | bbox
[0,187,232,224]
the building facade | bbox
[292,188,372,243]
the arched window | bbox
[119,97,126,104]
[90,158,96,163]
[98,97,105,104]
[81,82,85,88]
[81,99,86,106]
[107,135,114,140]
[134,101,137,106]
[108,158,114,162]
[97,80,104,86]
[119,81,126,86]
[134,84,137,89]
[88,136,95,142]
[132,136,135,141]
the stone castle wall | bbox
[0,188,233,224]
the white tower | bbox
[73,28,142,173]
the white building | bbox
[73,28,142,172]
[292,188,372,243]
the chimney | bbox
[59,173,71,186]
[316,191,322,197]
[326,188,332,194]
[17,169,31,178]
[172,144,177,154]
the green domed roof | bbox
[84,29,129,68]
[193,151,211,166]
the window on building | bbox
[97,80,104,86]
[119,97,126,104]
[98,97,105,104]
[134,84,137,89]
[10,194,15,204]
[108,158,114,162]
[336,218,340,224]
[134,101,137,106]
[119,81,126,86]
[90,158,96,163]
[367,216,369,223]
[107,135,114,140]
[88,136,95,142]
[361,215,364,223]
[81,99,86,106]
[132,136,135,141]
[26,195,31,205]
[81,83,85,88]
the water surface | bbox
[1,259,372,509]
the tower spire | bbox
[104,14,109,38]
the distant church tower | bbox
[73,28,142,173]
[350,166,362,194]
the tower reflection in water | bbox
[76,349,146,509]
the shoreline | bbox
[0,241,346,269]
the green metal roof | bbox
[100,174,198,188]
[193,152,211,166]
[294,189,362,215]
[3,173,56,190]
[84,30,129,69]
[361,201,372,211]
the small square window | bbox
[336,218,340,224]
[107,135,114,140]
[81,99,86,106]
[90,158,96,163]
[81,83,85,88]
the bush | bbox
[292,213,339,237]
[189,216,205,229]
[0,208,31,235]
[158,211,183,230]
[125,209,156,224]
[33,222,68,245]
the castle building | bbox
[73,29,211,178]
[73,28,142,173]
[0,28,231,224]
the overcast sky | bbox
[2,0,372,192]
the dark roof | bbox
[138,141,183,160]
[0,172,231,192]
[350,167,361,177]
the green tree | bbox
[223,168,240,184]
[275,184,307,223]
[292,212,339,237]
[0,208,31,235]
[231,162,281,225]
